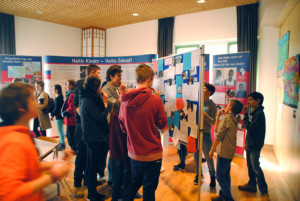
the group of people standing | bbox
[0,62,270,201]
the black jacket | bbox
[50,94,64,120]
[80,88,109,143]
[244,105,266,150]
[73,79,84,123]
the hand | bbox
[50,116,54,121]
[217,108,225,118]
[203,112,207,117]
[151,88,160,96]
[209,150,214,159]
[62,149,75,162]
[102,91,108,104]
[243,105,249,113]
[50,161,70,180]
[119,81,127,94]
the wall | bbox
[15,16,81,56]
[174,7,237,44]
[256,26,279,145]
[274,2,300,200]
[106,20,158,56]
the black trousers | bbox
[33,118,46,137]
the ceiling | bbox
[0,0,258,29]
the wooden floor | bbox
[52,142,296,201]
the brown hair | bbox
[0,83,35,125]
[87,64,100,76]
[67,79,76,87]
[36,80,44,90]
[229,99,243,115]
[135,63,154,84]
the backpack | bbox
[42,93,54,114]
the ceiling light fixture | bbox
[35,10,42,14]
[132,13,139,16]
[197,0,206,3]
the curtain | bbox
[0,12,16,55]
[237,3,259,92]
[157,17,174,58]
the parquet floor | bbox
[51,142,295,201]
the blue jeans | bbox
[216,156,234,201]
[177,143,187,166]
[66,125,76,151]
[246,149,268,195]
[194,132,216,177]
[56,119,65,144]
[111,158,131,201]
[123,158,162,201]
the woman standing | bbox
[50,84,65,151]
[33,81,51,137]
[80,76,109,201]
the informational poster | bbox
[43,54,157,98]
[212,52,250,155]
[153,49,209,149]
[277,32,290,77]
[283,55,300,109]
[0,55,42,86]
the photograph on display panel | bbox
[214,68,224,86]
[236,82,247,98]
[224,68,237,86]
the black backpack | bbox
[42,93,54,114]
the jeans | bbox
[216,156,234,201]
[56,119,65,144]
[177,143,187,166]
[66,125,76,151]
[123,158,162,201]
[111,158,131,201]
[74,140,87,187]
[33,118,46,137]
[194,132,216,177]
[246,149,268,195]
[85,141,108,198]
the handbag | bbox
[186,136,197,153]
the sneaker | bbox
[57,143,65,151]
[87,193,105,200]
[210,176,216,188]
[194,174,198,185]
[261,193,270,201]
[134,192,143,198]
[238,183,257,192]
[74,187,84,198]
[173,163,186,171]
[211,195,225,201]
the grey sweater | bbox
[215,114,238,159]
[203,99,217,133]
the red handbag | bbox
[187,136,197,153]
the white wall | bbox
[257,26,279,145]
[174,7,237,44]
[107,20,158,56]
[15,16,81,57]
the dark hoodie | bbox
[244,105,266,150]
[119,87,167,162]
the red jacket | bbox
[0,125,44,201]
[109,113,129,161]
[62,92,76,126]
[119,87,167,161]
